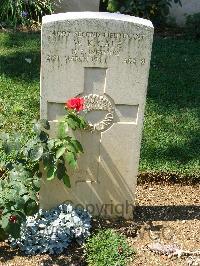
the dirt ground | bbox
[0,182,199,266]
[130,183,200,266]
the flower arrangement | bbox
[10,204,91,255]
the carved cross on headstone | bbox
[40,12,154,218]
[74,67,139,184]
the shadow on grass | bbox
[0,50,40,82]
[0,32,40,48]
[142,134,200,166]
[0,32,40,82]
[134,205,200,222]
[148,38,200,109]
[141,39,200,172]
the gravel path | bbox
[131,183,200,266]
[0,183,199,266]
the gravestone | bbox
[53,0,100,13]
[40,12,154,219]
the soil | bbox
[0,181,199,266]
[130,182,200,266]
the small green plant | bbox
[101,0,181,26]
[185,13,200,39]
[0,0,53,27]
[0,97,88,239]
[85,229,135,266]
[0,164,40,238]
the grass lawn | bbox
[0,32,199,177]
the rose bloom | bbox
[9,215,17,223]
[65,97,84,112]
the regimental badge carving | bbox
[83,94,114,132]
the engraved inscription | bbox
[49,31,145,42]
[45,30,147,66]
[124,57,146,65]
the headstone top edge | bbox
[42,12,153,28]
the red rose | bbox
[9,215,17,223]
[65,97,84,112]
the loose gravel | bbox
[0,182,199,266]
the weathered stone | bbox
[40,12,154,218]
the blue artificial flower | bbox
[22,11,28,17]
[9,204,92,255]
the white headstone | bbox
[40,12,154,219]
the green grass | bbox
[140,38,200,176]
[0,32,199,176]
[85,229,135,266]
[0,32,40,154]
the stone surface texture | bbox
[40,12,154,218]
[52,0,100,13]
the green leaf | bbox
[0,227,8,241]
[68,113,87,129]
[47,165,56,181]
[9,166,29,181]
[29,144,44,162]
[24,139,37,158]
[14,197,25,210]
[71,139,84,153]
[38,119,50,130]
[79,116,88,129]
[58,121,68,139]
[47,139,55,150]
[62,173,71,188]
[107,0,119,12]
[15,184,27,195]
[4,220,21,239]
[33,178,40,192]
[24,199,39,216]
[64,151,77,169]
[22,194,30,203]
[54,139,64,148]
[66,143,77,153]
[1,214,10,229]
[56,146,66,159]
[5,162,13,171]
[18,187,28,196]
[39,131,49,142]
[43,153,54,169]
[66,118,79,130]
[56,162,66,180]
[56,162,71,187]
[33,119,50,134]
[2,140,14,154]
[33,122,42,135]
[0,132,9,141]
[0,161,5,169]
